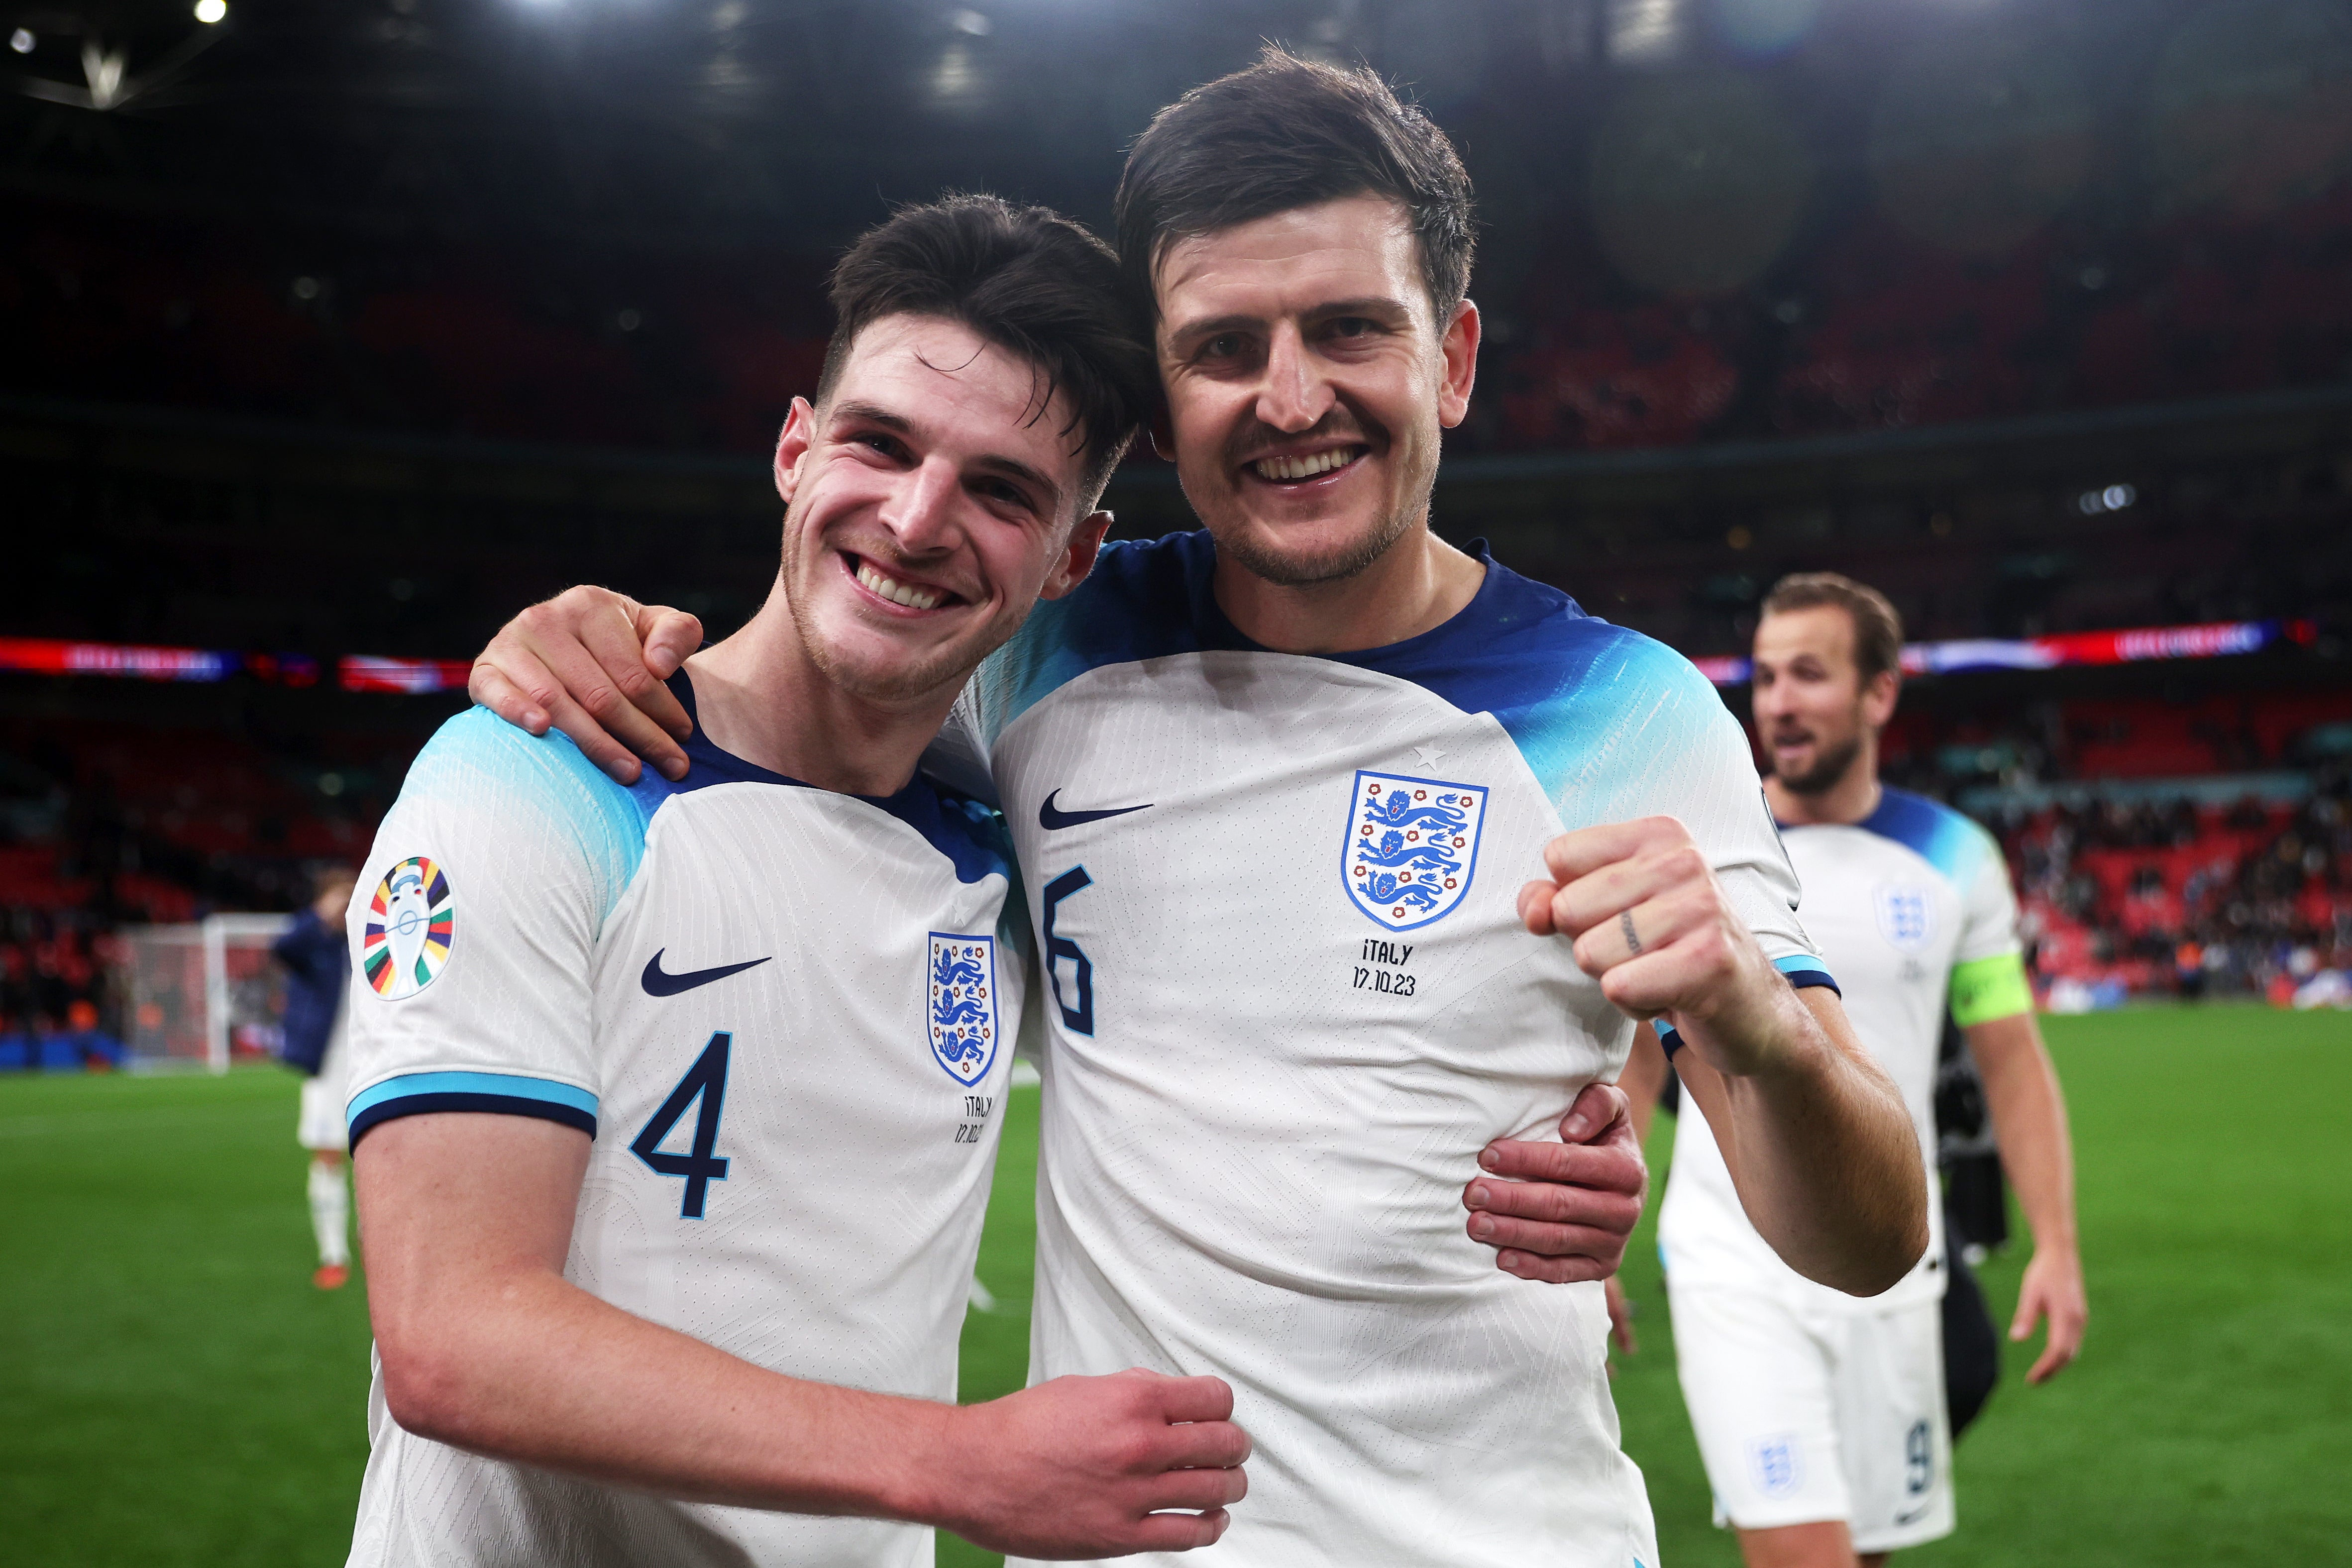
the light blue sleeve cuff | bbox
[347,1070,599,1147]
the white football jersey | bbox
[944,531,1831,1568]
[341,680,1022,1568]
[1660,787,2023,1314]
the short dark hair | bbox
[1115,45,1476,325]
[1761,572,1906,684]
[816,193,1155,507]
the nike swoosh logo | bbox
[641,949,772,997]
[1038,789,1153,831]
[1893,1504,1934,1526]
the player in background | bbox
[273,863,357,1290]
[342,197,1248,1568]
[470,51,1927,1567]
[1628,572,2087,1568]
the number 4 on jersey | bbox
[631,1032,731,1219]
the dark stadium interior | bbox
[6,0,2352,1043]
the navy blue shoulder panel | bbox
[1325,546,1606,702]
[631,672,1012,885]
[1854,786,1993,888]
[972,530,1243,738]
[973,531,1697,799]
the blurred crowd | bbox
[0,713,390,1066]
[0,918,124,1069]
[7,681,2349,1073]
[1992,778,2352,1008]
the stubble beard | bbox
[778,523,1025,708]
[1208,426,1436,590]
[1773,731,1865,797]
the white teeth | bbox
[1252,447,1360,482]
[855,561,944,611]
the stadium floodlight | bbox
[1607,0,1683,64]
[193,0,227,23]
[2078,483,2138,514]
[8,26,32,53]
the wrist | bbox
[2030,1231,2082,1263]
[1700,975,1830,1082]
[870,1396,962,1529]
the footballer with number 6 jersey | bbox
[339,198,1252,1568]
[1633,573,2087,1568]
[945,528,1834,1566]
[471,52,1930,1568]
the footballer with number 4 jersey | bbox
[1633,573,2087,1568]
[339,198,1254,1568]
[479,51,1928,1568]
[345,691,1023,1564]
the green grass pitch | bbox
[2,1008,2346,1565]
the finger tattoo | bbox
[1619,909,1642,955]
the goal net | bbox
[118,915,294,1072]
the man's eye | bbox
[972,477,1034,513]
[1201,333,1243,360]
[1328,316,1376,338]
[857,431,905,458]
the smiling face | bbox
[1751,604,1899,795]
[1153,195,1478,588]
[772,313,1106,706]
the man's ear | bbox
[1042,510,1114,601]
[1147,399,1175,463]
[1863,668,1902,729]
[773,397,816,505]
[1437,298,1481,430]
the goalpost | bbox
[117,915,295,1073]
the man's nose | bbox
[1253,323,1336,434]
[878,456,963,551]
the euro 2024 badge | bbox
[1342,771,1489,932]
[364,856,453,999]
[1874,882,1936,952]
[927,933,999,1086]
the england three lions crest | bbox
[927,933,1000,1087]
[1342,771,1489,932]
[1874,884,1936,952]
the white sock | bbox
[308,1161,350,1268]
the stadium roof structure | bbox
[5,0,2342,271]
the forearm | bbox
[357,1115,955,1525]
[1680,987,1926,1295]
[378,1265,949,1520]
[1970,1016,2079,1254]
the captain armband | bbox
[1949,950,2033,1028]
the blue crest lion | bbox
[1341,770,1490,932]
[926,933,1000,1086]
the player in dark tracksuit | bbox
[273,865,357,1288]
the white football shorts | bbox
[1669,1284,1954,1553]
